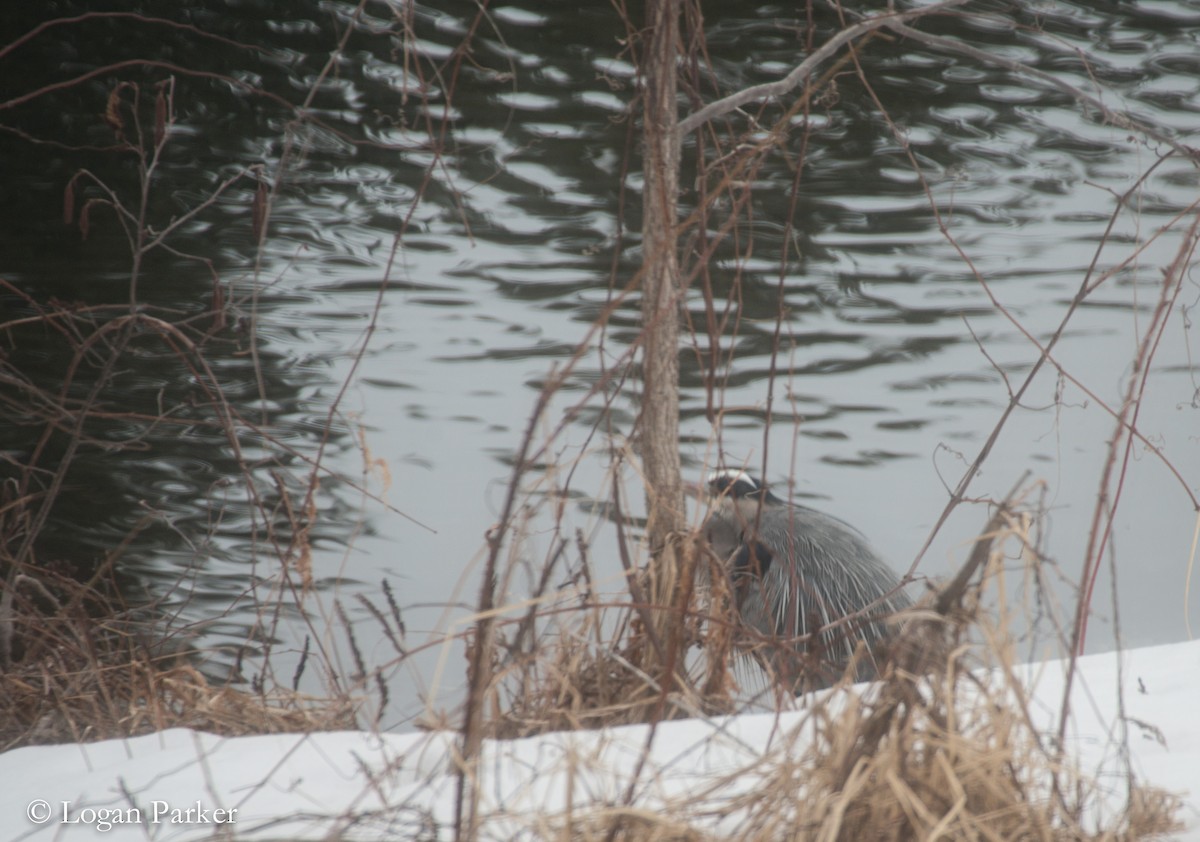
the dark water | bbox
[1,1,1197,727]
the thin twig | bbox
[677,1,969,137]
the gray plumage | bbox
[701,469,911,689]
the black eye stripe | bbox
[707,470,763,498]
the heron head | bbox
[704,469,785,506]
[691,469,787,540]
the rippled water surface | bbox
[2,1,1198,726]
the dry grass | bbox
[0,571,358,750]
[5,469,1177,841]
[485,532,740,739]
[465,486,1183,841]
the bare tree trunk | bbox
[640,0,684,551]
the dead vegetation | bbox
[769,509,1183,841]
[0,4,1193,840]
[436,0,1197,835]
[0,49,377,748]
[0,569,357,750]
[465,486,1183,840]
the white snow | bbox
[3,640,1199,840]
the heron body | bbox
[700,469,911,689]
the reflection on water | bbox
[1,1,1197,727]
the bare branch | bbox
[678,2,969,137]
